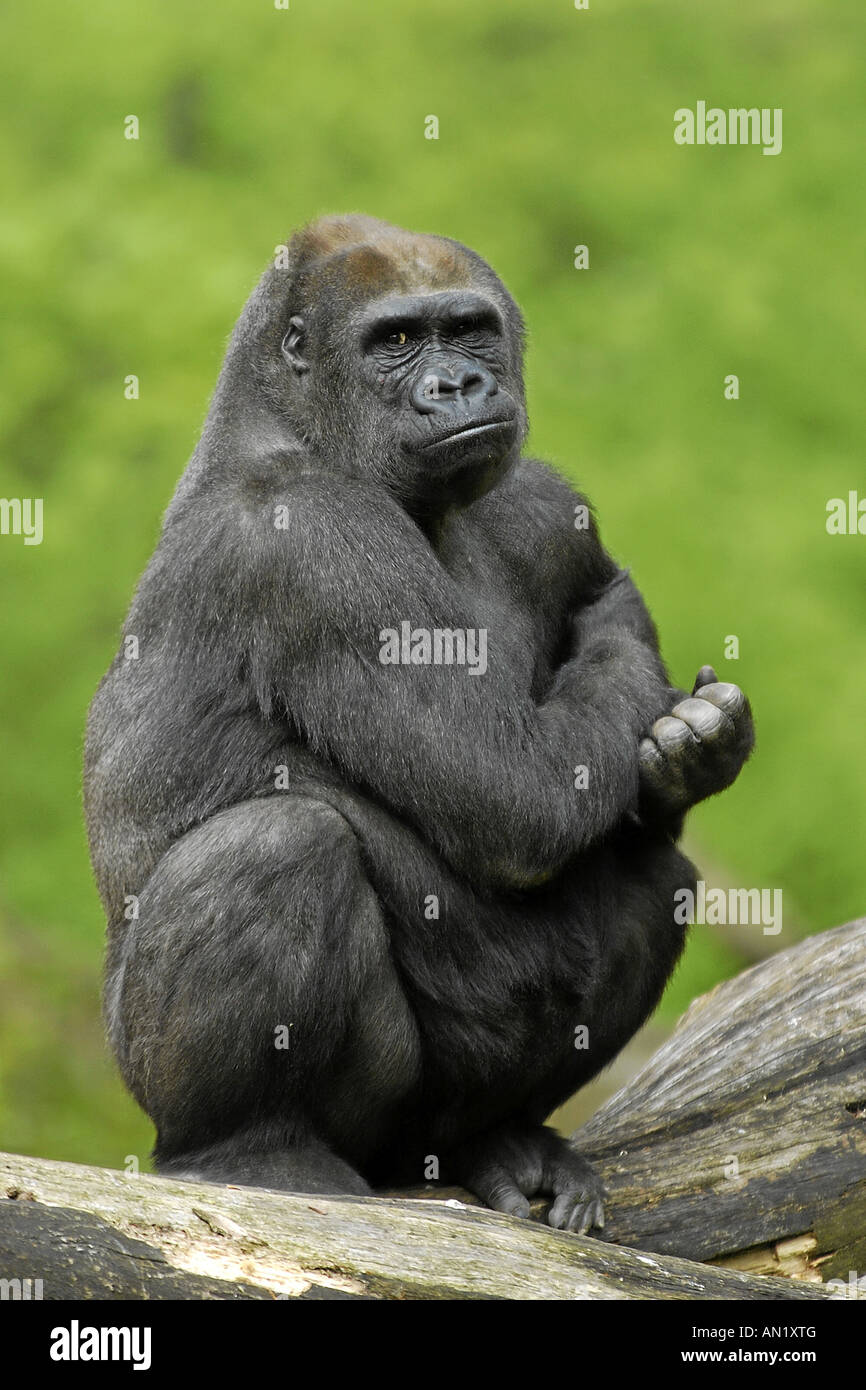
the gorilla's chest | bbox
[436,522,574,693]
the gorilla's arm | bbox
[234,474,670,889]
[573,567,673,667]
[534,461,754,830]
[568,560,754,824]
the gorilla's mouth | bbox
[420,418,516,452]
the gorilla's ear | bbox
[281,315,310,375]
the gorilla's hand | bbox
[451,1124,607,1234]
[638,665,754,818]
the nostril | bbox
[410,362,498,415]
[411,373,461,416]
[423,373,446,399]
[430,372,462,396]
[458,365,497,398]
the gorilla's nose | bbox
[410,361,498,415]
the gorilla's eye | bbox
[452,315,497,339]
[363,324,416,356]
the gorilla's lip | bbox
[420,419,515,451]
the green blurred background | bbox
[1,0,863,1170]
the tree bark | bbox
[573,916,866,1284]
[0,1151,836,1301]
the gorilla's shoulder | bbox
[476,455,593,533]
[468,456,605,596]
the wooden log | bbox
[1,920,863,1300]
[0,1152,834,1301]
[573,917,866,1282]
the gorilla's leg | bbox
[569,831,695,1073]
[106,797,421,1194]
[448,834,694,1232]
[157,1130,372,1195]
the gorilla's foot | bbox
[450,1123,606,1234]
[156,1131,372,1197]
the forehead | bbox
[302,223,474,304]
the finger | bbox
[692,665,718,693]
[669,696,726,741]
[638,738,686,806]
[650,714,694,751]
[638,736,666,776]
[688,681,746,718]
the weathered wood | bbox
[0,1152,833,1300]
[573,917,866,1279]
[2,920,863,1300]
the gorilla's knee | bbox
[110,796,418,1156]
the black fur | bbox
[85,216,753,1232]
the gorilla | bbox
[85,215,754,1233]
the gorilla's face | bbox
[277,220,527,515]
[353,288,522,506]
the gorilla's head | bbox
[215,215,528,517]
